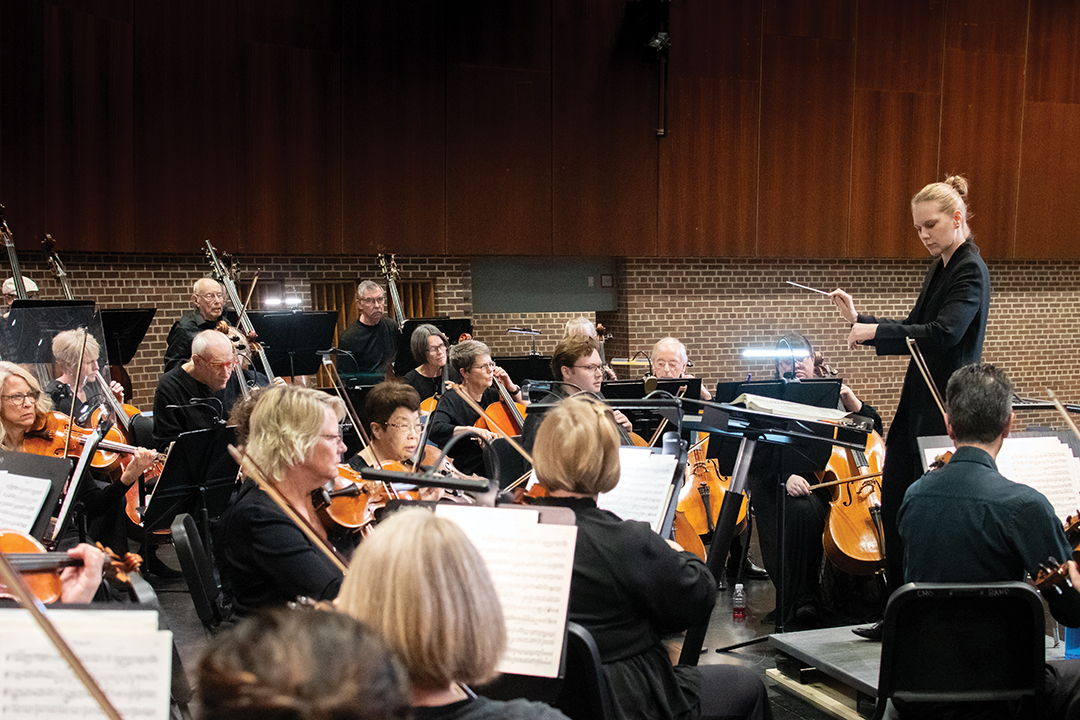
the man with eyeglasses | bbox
[153,330,237,450]
[336,280,402,381]
[1,275,38,313]
[163,278,232,372]
[652,337,713,402]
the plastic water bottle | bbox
[732,583,747,620]
[1066,626,1080,659]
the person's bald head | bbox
[192,278,225,322]
[188,330,236,390]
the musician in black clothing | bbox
[152,330,234,450]
[831,175,990,616]
[163,278,228,372]
[337,280,401,378]
[46,328,125,418]
[401,323,449,401]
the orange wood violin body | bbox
[316,465,389,534]
[819,430,887,576]
[0,529,142,604]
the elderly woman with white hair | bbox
[215,385,351,614]
[46,327,125,418]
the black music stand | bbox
[99,308,156,366]
[246,310,338,379]
[140,425,238,557]
[2,300,97,364]
[0,449,71,542]
[604,378,703,444]
[496,355,553,386]
[673,397,865,660]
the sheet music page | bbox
[732,393,850,422]
[0,610,172,720]
[597,448,677,533]
[996,436,1080,522]
[436,505,576,678]
[0,472,52,534]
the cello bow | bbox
[905,337,947,423]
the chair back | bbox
[170,512,225,633]
[873,581,1045,718]
[129,411,156,450]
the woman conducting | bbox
[532,396,772,720]
[215,385,352,614]
[337,508,570,720]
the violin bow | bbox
[228,445,349,573]
[905,337,947,423]
[1048,389,1080,444]
[0,552,125,720]
[645,383,687,447]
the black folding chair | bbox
[872,581,1045,719]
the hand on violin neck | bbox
[60,544,106,604]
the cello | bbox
[818,428,887,576]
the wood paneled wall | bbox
[3,0,1080,259]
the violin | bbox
[314,464,388,535]
[0,528,142,604]
[24,412,166,482]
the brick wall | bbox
[13,252,1080,436]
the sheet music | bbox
[436,505,576,678]
[996,436,1080,522]
[0,472,52,534]
[0,609,172,720]
[597,448,677,533]
[732,393,850,422]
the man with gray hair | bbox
[337,279,401,378]
[651,336,713,401]
[164,277,230,371]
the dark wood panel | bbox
[763,0,853,40]
[0,1,47,249]
[133,0,240,255]
[943,0,1027,56]
[237,0,339,49]
[659,78,757,257]
[855,0,944,93]
[758,34,854,258]
[937,48,1024,259]
[341,1,446,256]
[669,0,760,82]
[1026,1,1080,104]
[1016,102,1080,259]
[43,1,135,252]
[239,41,341,256]
[446,0,551,256]
[849,89,940,258]
[552,0,657,257]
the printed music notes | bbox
[598,448,678,533]
[0,609,172,720]
[435,505,576,678]
[0,473,52,535]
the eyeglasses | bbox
[360,296,386,305]
[470,362,496,372]
[200,356,237,369]
[654,360,684,371]
[427,343,447,354]
[319,433,345,443]
[1,391,40,405]
[384,421,422,435]
[196,292,225,300]
[572,363,604,373]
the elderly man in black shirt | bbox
[153,329,236,450]
[336,280,401,380]
[164,278,229,372]
[898,363,1080,719]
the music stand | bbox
[2,300,97,365]
[140,425,238,557]
[246,310,338,378]
[496,355,554,385]
[99,308,157,366]
[0,449,71,542]
[394,317,473,376]
[604,378,702,444]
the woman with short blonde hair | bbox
[217,385,352,614]
[338,509,568,719]
[47,328,124,416]
[532,396,773,720]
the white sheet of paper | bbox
[0,610,172,720]
[0,473,53,534]
[436,505,576,678]
[597,448,677,533]
[996,436,1080,522]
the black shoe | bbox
[744,559,769,580]
[763,608,777,624]
[145,556,183,579]
[794,603,820,625]
[852,620,883,641]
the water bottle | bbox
[732,583,747,620]
[1066,626,1080,659]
